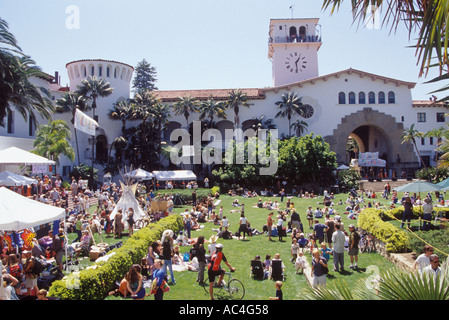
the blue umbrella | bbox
[393,180,441,193]
[437,177,449,189]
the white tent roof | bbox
[0,147,56,165]
[152,170,197,181]
[124,168,154,180]
[0,171,37,187]
[0,187,65,231]
[110,183,146,223]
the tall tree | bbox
[107,98,134,134]
[274,91,304,137]
[132,59,158,94]
[32,120,75,175]
[172,96,200,128]
[199,97,227,128]
[290,118,308,137]
[401,123,426,169]
[77,75,113,188]
[226,89,249,128]
[55,92,89,165]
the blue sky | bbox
[0,0,442,100]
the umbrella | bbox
[337,164,350,170]
[437,177,449,189]
[124,168,154,180]
[393,180,441,193]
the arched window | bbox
[348,92,356,104]
[388,91,395,104]
[106,66,110,77]
[378,91,385,104]
[358,92,366,104]
[289,26,297,42]
[338,92,346,104]
[368,91,375,104]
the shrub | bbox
[407,229,449,262]
[158,188,211,203]
[48,214,183,300]
[358,208,409,253]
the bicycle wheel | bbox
[228,279,245,300]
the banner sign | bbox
[74,108,98,136]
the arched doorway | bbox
[324,107,418,175]
[95,134,108,163]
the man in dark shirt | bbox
[313,219,328,244]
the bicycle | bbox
[360,233,376,253]
[203,269,245,300]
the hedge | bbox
[155,188,213,203]
[358,208,409,253]
[48,214,183,300]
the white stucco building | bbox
[0,17,447,181]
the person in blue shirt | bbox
[313,219,328,244]
[151,259,167,300]
[320,242,333,261]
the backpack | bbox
[31,258,45,275]
[9,264,22,279]
[353,231,361,245]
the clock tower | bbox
[268,18,322,86]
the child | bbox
[297,233,308,253]
[295,251,306,274]
[269,281,283,300]
[320,242,333,261]
[37,289,48,300]
[263,254,271,280]
[140,257,150,280]
[290,239,299,262]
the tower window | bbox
[98,66,102,77]
[106,67,110,77]
[368,92,375,104]
[430,137,434,145]
[348,92,356,104]
[358,92,366,104]
[338,92,346,104]
[388,91,395,103]
[91,66,95,76]
[378,91,385,104]
[289,26,297,42]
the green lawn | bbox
[117,191,399,300]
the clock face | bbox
[285,52,307,73]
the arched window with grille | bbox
[378,91,385,104]
[388,91,395,104]
[338,92,346,104]
[358,92,366,104]
[348,92,356,104]
[368,91,375,104]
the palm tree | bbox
[290,119,308,137]
[107,136,127,168]
[401,123,426,169]
[152,102,171,168]
[199,97,227,128]
[32,120,75,175]
[55,92,89,165]
[302,261,449,300]
[77,75,113,187]
[107,98,134,134]
[226,89,249,128]
[274,91,304,137]
[172,96,200,128]
[0,55,54,127]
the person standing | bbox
[114,209,124,239]
[400,196,413,229]
[348,224,360,269]
[238,212,248,240]
[331,223,345,272]
[290,209,301,232]
[52,228,65,273]
[422,198,433,231]
[324,214,335,249]
[276,214,284,242]
[267,212,274,241]
[151,259,167,300]
[311,249,328,288]
[306,206,314,229]
[184,213,192,239]
[161,230,176,285]
[23,250,39,297]
[194,236,206,285]
[313,219,328,245]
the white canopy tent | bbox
[0,187,65,231]
[152,170,197,181]
[124,168,154,180]
[0,146,55,173]
[0,171,37,187]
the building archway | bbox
[324,108,418,173]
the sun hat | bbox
[209,235,218,243]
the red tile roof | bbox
[412,100,449,107]
[154,88,265,102]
